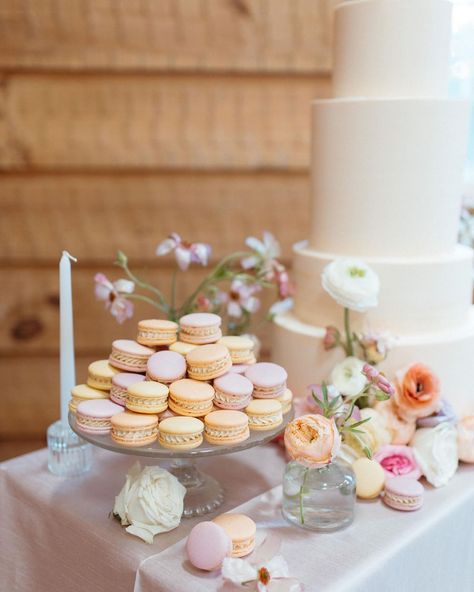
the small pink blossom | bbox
[241,231,281,275]
[156,233,211,271]
[358,331,391,364]
[94,273,134,324]
[220,279,261,318]
[362,363,395,396]
[374,445,422,481]
[323,326,340,350]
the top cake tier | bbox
[333,0,452,98]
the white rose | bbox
[321,258,380,312]
[358,408,391,453]
[113,462,186,543]
[410,424,458,487]
[331,357,367,397]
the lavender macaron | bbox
[245,362,288,398]
[213,373,254,410]
[147,350,187,384]
[383,477,424,512]
[186,521,231,571]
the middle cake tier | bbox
[309,97,470,258]
[292,242,473,335]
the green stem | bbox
[177,251,251,316]
[125,293,167,312]
[170,269,177,315]
[299,467,309,525]
[344,307,354,357]
[119,262,170,314]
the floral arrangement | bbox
[286,256,474,526]
[94,231,293,335]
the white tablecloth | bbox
[1,446,473,591]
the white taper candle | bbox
[59,251,77,425]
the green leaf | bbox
[348,417,371,430]
[311,391,324,408]
[363,447,373,459]
[375,390,390,401]
[322,382,329,407]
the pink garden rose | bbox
[374,445,421,480]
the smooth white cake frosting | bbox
[333,0,452,98]
[272,0,474,416]
[273,312,474,416]
[293,244,474,334]
[309,98,470,258]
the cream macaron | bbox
[212,513,256,558]
[276,388,293,414]
[168,379,215,417]
[87,360,120,391]
[217,336,256,365]
[158,416,204,450]
[111,411,159,447]
[245,399,283,431]
[168,341,198,356]
[186,344,232,381]
[136,318,178,346]
[125,381,169,414]
[204,410,250,445]
[69,384,109,414]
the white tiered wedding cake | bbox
[273,0,474,415]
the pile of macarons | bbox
[352,458,424,512]
[186,512,256,571]
[71,313,293,449]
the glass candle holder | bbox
[282,460,356,531]
[47,420,92,477]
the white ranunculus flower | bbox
[113,462,186,544]
[321,258,380,312]
[411,424,458,487]
[331,357,367,397]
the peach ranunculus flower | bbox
[393,363,441,422]
[284,414,341,469]
[374,399,416,445]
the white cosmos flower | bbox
[322,258,380,312]
[331,356,368,397]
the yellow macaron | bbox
[136,318,178,346]
[204,410,250,445]
[186,344,232,381]
[87,360,120,391]
[245,399,283,431]
[125,381,169,414]
[158,416,204,450]
[217,336,256,365]
[69,384,109,413]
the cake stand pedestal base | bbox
[169,459,224,517]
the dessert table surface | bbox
[1,445,473,592]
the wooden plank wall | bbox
[0,0,333,454]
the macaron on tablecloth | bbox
[70,313,293,452]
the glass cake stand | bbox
[69,410,292,517]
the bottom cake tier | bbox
[272,309,474,416]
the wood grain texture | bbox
[0,0,331,73]
[0,173,310,264]
[0,73,330,170]
[0,266,277,356]
[0,356,91,438]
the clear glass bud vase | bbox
[282,460,356,531]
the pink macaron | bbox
[109,339,155,372]
[110,373,146,406]
[186,521,232,571]
[383,477,424,512]
[213,373,253,410]
[76,399,124,435]
[146,350,187,384]
[245,362,288,398]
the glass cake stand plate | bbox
[69,410,293,517]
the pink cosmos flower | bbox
[156,233,211,271]
[220,279,261,318]
[374,445,422,481]
[94,273,134,324]
[362,363,395,396]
